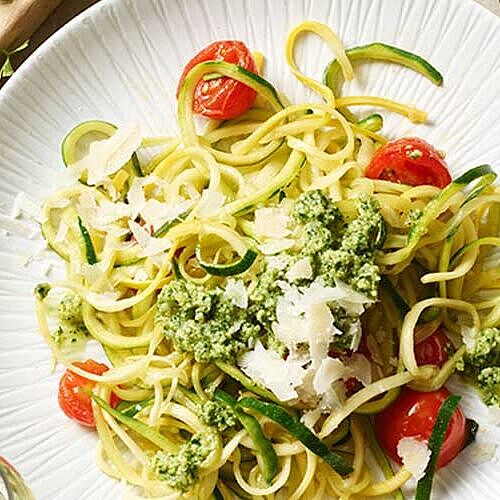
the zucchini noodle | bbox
[34,20,499,500]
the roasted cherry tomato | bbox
[58,359,119,427]
[177,40,258,120]
[374,387,466,468]
[415,328,450,367]
[365,137,452,188]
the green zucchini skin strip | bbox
[225,150,306,216]
[357,113,384,133]
[215,390,279,484]
[131,152,143,177]
[450,236,500,267]
[402,165,496,259]
[195,247,258,277]
[152,212,187,238]
[363,417,405,500]
[380,275,439,325]
[61,120,117,167]
[77,216,97,265]
[115,398,154,417]
[323,42,443,96]
[91,394,177,452]
[415,395,461,500]
[178,61,285,166]
[61,119,142,182]
[214,361,281,404]
[212,486,224,500]
[237,397,353,475]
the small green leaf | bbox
[0,57,14,78]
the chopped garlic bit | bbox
[238,341,306,401]
[224,279,248,309]
[397,437,431,480]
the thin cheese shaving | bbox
[397,437,431,480]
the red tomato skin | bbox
[374,387,466,469]
[415,329,450,367]
[177,40,257,120]
[365,138,452,188]
[58,359,119,428]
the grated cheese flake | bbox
[285,256,313,282]
[75,123,142,186]
[397,437,431,480]
[238,341,306,401]
[254,207,291,239]
[224,279,248,309]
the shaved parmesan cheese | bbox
[224,279,248,309]
[141,198,193,231]
[127,178,146,219]
[238,341,306,401]
[265,255,289,270]
[344,353,372,387]
[254,207,290,239]
[11,192,43,223]
[461,325,477,353]
[286,257,313,282]
[129,221,151,248]
[129,220,172,257]
[397,437,430,480]
[258,238,295,255]
[313,358,347,394]
[349,320,363,351]
[273,280,344,368]
[55,221,69,243]
[301,408,321,430]
[195,190,225,219]
[332,279,373,315]
[75,123,141,186]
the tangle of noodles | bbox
[35,20,499,499]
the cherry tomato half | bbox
[415,328,450,367]
[58,359,119,427]
[177,40,258,120]
[365,137,452,188]
[374,387,466,469]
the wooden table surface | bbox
[0,0,99,88]
[0,0,499,90]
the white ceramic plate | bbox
[0,0,499,498]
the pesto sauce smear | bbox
[155,191,385,362]
[152,430,219,492]
[458,327,500,407]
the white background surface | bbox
[0,0,499,498]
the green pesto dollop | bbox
[151,431,217,492]
[52,292,89,349]
[196,400,237,431]
[156,280,259,362]
[156,190,385,361]
[461,327,500,407]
